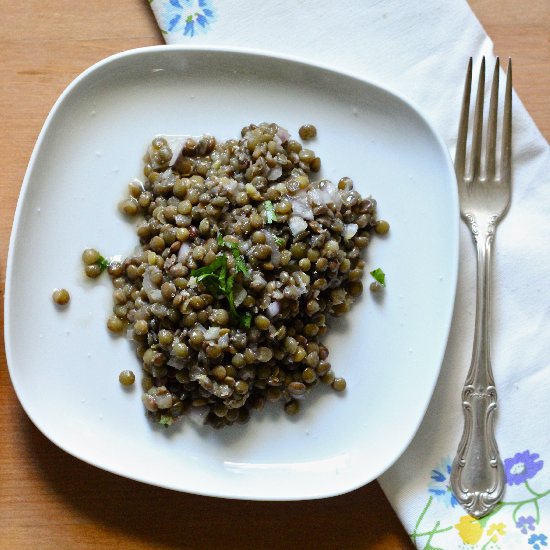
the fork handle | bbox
[451,220,505,518]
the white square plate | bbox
[5,46,458,499]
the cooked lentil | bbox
[298,124,317,140]
[119,370,136,386]
[370,281,384,293]
[332,377,347,392]
[52,288,70,305]
[375,219,390,235]
[100,123,386,428]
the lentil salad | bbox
[88,122,388,428]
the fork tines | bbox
[455,56,512,184]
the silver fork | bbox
[450,56,512,518]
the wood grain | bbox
[0,1,547,548]
[468,0,550,141]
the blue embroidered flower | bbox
[504,451,544,486]
[528,533,548,549]
[159,0,216,37]
[517,515,537,534]
[428,458,458,508]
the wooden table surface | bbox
[1,2,548,548]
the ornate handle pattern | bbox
[450,218,505,518]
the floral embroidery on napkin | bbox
[410,451,549,549]
[152,0,216,37]
[428,457,459,508]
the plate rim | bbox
[4,44,459,500]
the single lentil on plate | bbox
[119,370,136,386]
[94,122,387,429]
[52,288,70,305]
[298,124,317,140]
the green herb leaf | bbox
[97,255,110,272]
[241,312,252,329]
[264,200,278,224]
[232,248,249,276]
[370,268,386,286]
[159,415,173,427]
[224,274,251,328]
[226,274,237,318]
[216,234,250,277]
[193,256,226,281]
[274,236,284,247]
[191,253,250,328]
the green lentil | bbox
[375,219,390,235]
[85,264,102,279]
[52,288,70,305]
[119,370,136,386]
[332,377,347,392]
[107,315,124,333]
[82,248,100,265]
[298,124,317,140]
[254,315,270,330]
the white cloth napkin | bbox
[149,1,550,547]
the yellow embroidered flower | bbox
[455,515,483,544]
[487,522,506,542]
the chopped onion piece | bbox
[233,285,247,307]
[262,230,281,266]
[218,333,230,348]
[204,327,221,341]
[266,300,281,318]
[318,180,342,208]
[177,242,191,262]
[343,223,359,239]
[276,127,290,143]
[267,165,283,181]
[307,188,323,205]
[155,391,173,410]
[149,289,163,302]
[142,268,155,293]
[240,240,252,253]
[142,268,163,303]
[167,357,186,370]
[289,196,313,220]
[222,178,238,193]
[294,275,309,296]
[213,382,232,398]
[289,215,308,236]
[190,364,206,381]
[188,406,209,426]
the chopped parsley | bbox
[159,415,173,427]
[240,311,252,329]
[97,255,110,272]
[274,236,285,247]
[217,233,250,276]
[263,200,278,224]
[370,268,386,286]
[192,237,251,327]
